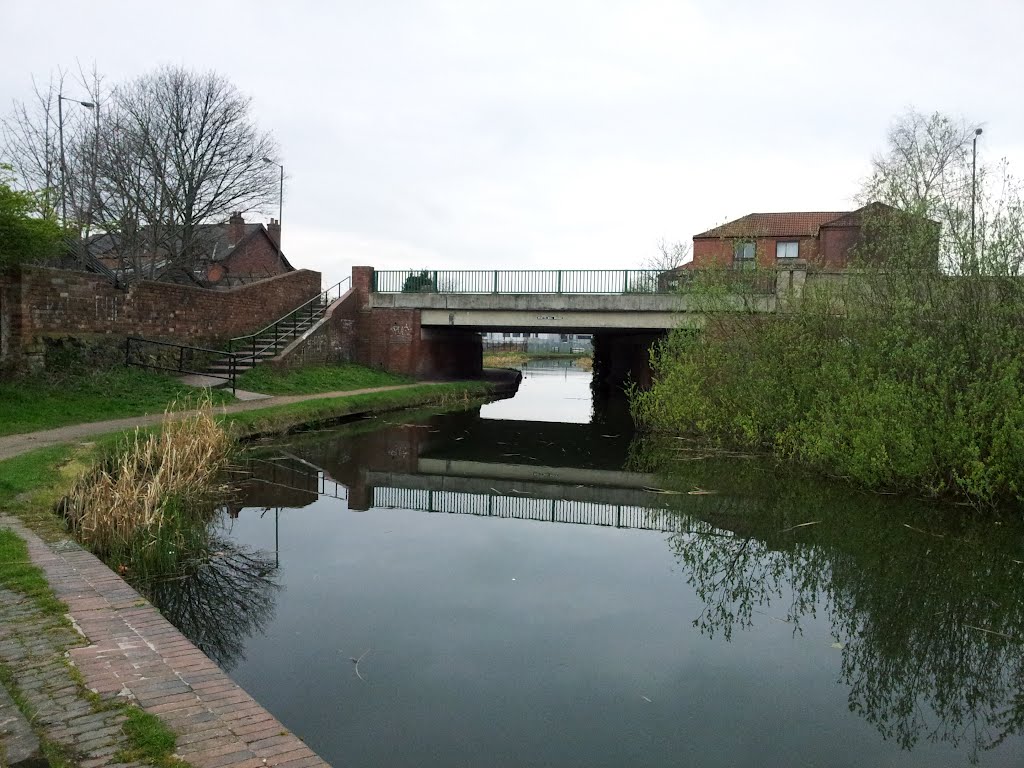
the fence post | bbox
[178,345,185,373]
[124,337,130,367]
[432,271,438,292]
[493,270,498,294]
[557,270,562,294]
[623,270,628,293]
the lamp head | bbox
[975,128,983,136]
[81,101,96,109]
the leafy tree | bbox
[0,165,62,269]
[402,270,435,292]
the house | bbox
[688,202,930,270]
[87,212,292,288]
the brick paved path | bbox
[0,517,330,768]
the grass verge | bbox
[0,367,233,438]
[0,529,66,615]
[235,362,410,395]
[223,381,495,436]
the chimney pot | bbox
[267,218,282,248]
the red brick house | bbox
[690,202,902,270]
[88,212,292,288]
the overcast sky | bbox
[4,0,1022,286]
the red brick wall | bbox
[223,234,289,279]
[5,266,321,359]
[271,290,360,369]
[344,269,483,379]
[818,226,860,268]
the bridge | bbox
[285,265,821,386]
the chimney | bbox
[228,212,245,246]
[267,218,281,248]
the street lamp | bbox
[57,94,96,227]
[971,127,983,268]
[262,157,284,247]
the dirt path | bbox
[0,383,439,462]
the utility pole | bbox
[971,127,983,271]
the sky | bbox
[3,0,1023,287]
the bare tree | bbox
[646,238,692,272]
[3,65,279,278]
[1,67,104,230]
[860,108,1024,275]
[92,66,279,277]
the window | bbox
[776,241,799,260]
[734,241,755,270]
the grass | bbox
[0,367,233,437]
[235,363,410,395]
[224,381,495,436]
[115,706,186,768]
[0,528,66,614]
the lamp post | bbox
[262,157,283,247]
[57,94,96,227]
[971,127,983,268]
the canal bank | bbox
[0,373,519,768]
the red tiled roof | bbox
[694,211,851,239]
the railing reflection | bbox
[371,486,689,532]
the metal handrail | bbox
[372,268,780,295]
[371,269,673,295]
[227,277,352,362]
[125,336,238,394]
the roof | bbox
[85,220,291,269]
[694,211,851,239]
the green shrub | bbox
[631,265,1024,507]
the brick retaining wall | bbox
[1,266,321,370]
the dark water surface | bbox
[148,361,1024,767]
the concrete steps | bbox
[203,304,330,383]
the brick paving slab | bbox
[0,516,330,768]
[0,678,43,767]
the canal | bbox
[143,360,1024,767]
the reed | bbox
[60,396,233,557]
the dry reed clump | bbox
[61,397,234,555]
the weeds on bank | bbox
[60,396,233,561]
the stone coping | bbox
[0,516,330,768]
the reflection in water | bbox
[130,514,280,672]
[635,442,1024,761]
[146,366,1024,767]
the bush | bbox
[631,264,1024,508]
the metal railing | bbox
[227,277,351,363]
[372,486,689,533]
[372,269,671,295]
[125,336,238,393]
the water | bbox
[143,360,1024,767]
